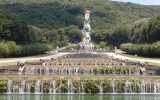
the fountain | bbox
[140,80,146,93]
[68,80,73,94]
[110,81,115,93]
[26,83,31,93]
[50,80,56,94]
[81,82,85,94]
[45,67,50,75]
[35,80,41,94]
[125,80,132,93]
[0,9,160,97]
[99,81,103,94]
[79,10,94,53]
[19,80,25,94]
[7,80,12,94]
[4,79,160,94]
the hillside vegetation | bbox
[0,0,160,57]
[0,0,160,30]
[120,14,160,57]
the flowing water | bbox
[0,94,160,100]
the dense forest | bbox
[0,0,160,57]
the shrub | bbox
[120,42,160,57]
[0,41,51,58]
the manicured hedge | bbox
[120,42,160,57]
[20,43,51,56]
[0,41,51,57]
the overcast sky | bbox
[111,0,160,5]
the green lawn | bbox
[0,52,57,66]
[0,53,54,60]
[118,52,160,61]
[117,52,160,66]
[0,59,41,66]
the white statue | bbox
[79,10,94,53]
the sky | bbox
[111,0,160,5]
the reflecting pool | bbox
[0,94,160,100]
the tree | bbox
[0,10,29,43]
[147,15,160,43]
[65,25,82,43]
[110,25,130,47]
[129,18,149,44]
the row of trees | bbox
[0,41,51,57]
[120,42,160,57]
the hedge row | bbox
[120,42,160,57]
[0,41,52,57]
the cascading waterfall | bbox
[68,80,73,94]
[58,80,62,93]
[81,82,85,94]
[7,80,12,93]
[45,67,50,75]
[125,80,131,93]
[154,81,160,93]
[26,83,31,93]
[5,80,160,94]
[50,80,56,94]
[110,81,115,93]
[35,80,41,94]
[99,81,103,94]
[39,68,42,76]
[25,67,140,76]
[140,80,146,93]
[146,81,151,93]
[19,80,25,94]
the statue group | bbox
[79,10,94,53]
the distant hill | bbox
[0,0,160,30]
[0,0,160,52]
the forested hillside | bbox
[0,0,160,57]
[0,0,160,29]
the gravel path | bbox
[0,53,68,63]
[1,52,160,64]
